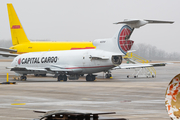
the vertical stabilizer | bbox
[93,25,134,55]
[7,3,30,45]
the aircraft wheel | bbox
[57,75,63,81]
[86,75,95,81]
[134,76,136,78]
[127,75,129,78]
[80,74,84,77]
[92,75,96,80]
[105,74,112,78]
[20,76,23,80]
[20,76,27,81]
[62,75,67,81]
[24,76,27,81]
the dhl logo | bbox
[11,25,21,29]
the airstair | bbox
[123,53,156,78]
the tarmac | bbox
[0,61,179,120]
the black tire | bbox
[20,76,27,81]
[92,76,96,81]
[20,76,24,81]
[109,74,112,77]
[24,76,27,81]
[63,75,67,81]
[105,74,111,78]
[105,74,108,78]
[86,75,94,81]
[80,74,84,77]
[58,75,63,81]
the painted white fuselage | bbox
[11,49,117,75]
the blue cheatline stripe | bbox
[117,25,132,55]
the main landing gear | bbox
[86,74,96,81]
[57,75,67,81]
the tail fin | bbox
[93,25,135,55]
[7,3,30,46]
[93,19,174,55]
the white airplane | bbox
[7,19,173,81]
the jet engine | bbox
[111,55,122,66]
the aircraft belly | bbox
[81,66,113,74]
[14,71,47,75]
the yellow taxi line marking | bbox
[11,103,26,105]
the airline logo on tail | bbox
[118,25,134,54]
[11,25,21,29]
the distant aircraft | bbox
[7,19,173,81]
[0,3,95,57]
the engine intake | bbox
[111,55,122,66]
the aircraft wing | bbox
[0,47,17,52]
[114,63,167,69]
[7,67,47,71]
[0,52,18,57]
[8,65,82,74]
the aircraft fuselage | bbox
[11,49,121,75]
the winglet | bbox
[114,19,174,28]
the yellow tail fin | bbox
[7,3,30,46]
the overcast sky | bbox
[0,0,179,53]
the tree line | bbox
[134,43,180,61]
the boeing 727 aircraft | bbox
[7,19,173,81]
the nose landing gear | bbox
[20,75,27,81]
[105,71,112,78]
[105,74,112,78]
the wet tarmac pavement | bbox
[0,61,179,120]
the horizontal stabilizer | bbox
[114,19,174,28]
[0,52,18,57]
[145,20,174,24]
[0,47,17,52]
